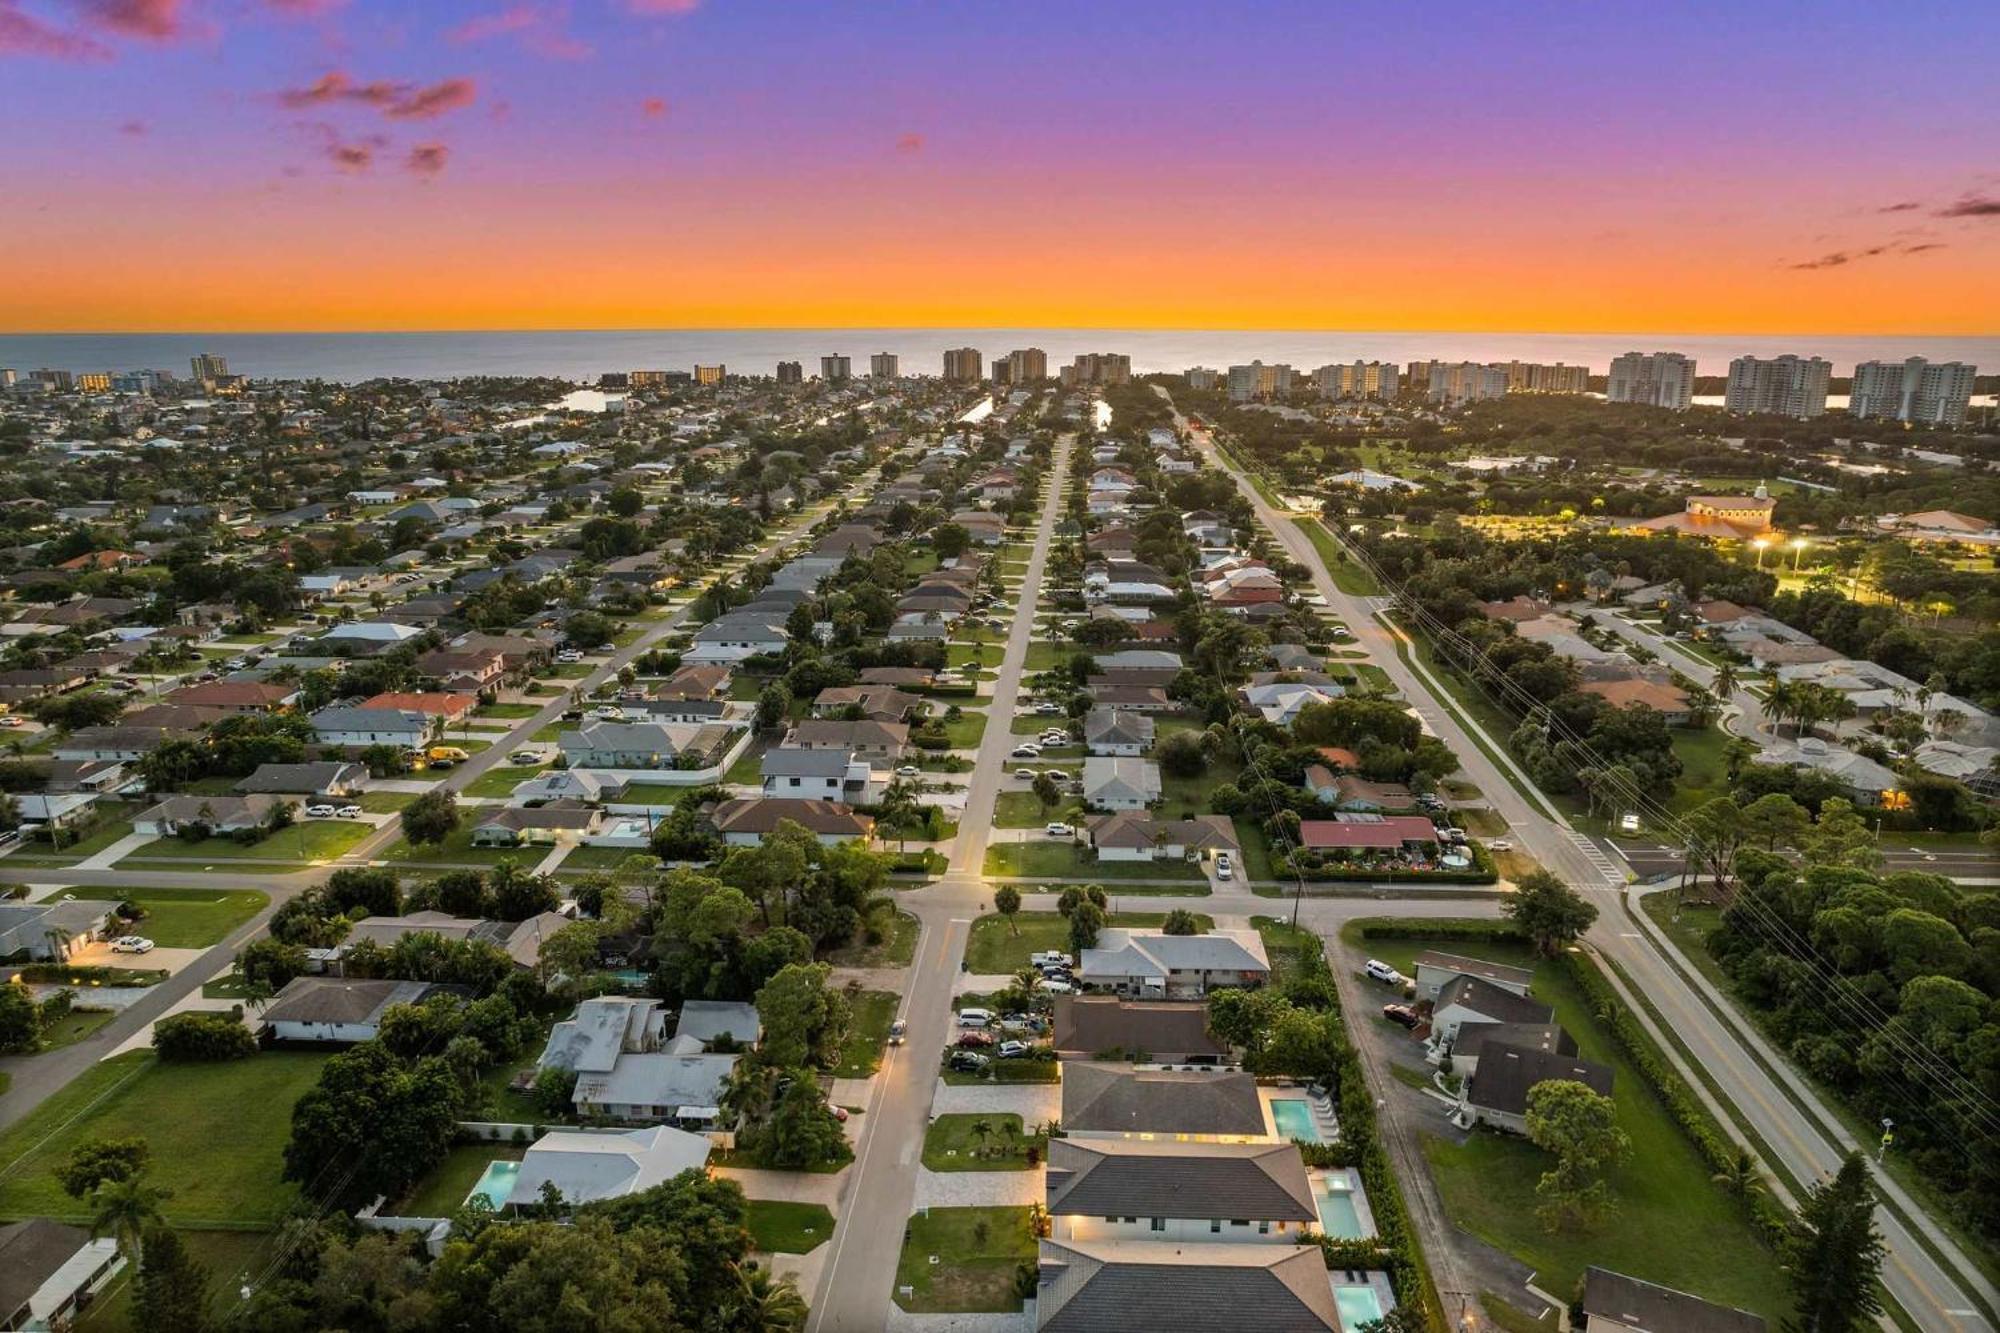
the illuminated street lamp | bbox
[1751,537,1770,571]
[1790,537,1809,572]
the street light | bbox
[1751,537,1770,571]
[1790,537,1808,573]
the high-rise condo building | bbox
[1185,367,1220,391]
[190,352,229,383]
[776,361,803,386]
[693,364,726,386]
[1002,349,1049,384]
[820,355,851,382]
[1317,361,1400,400]
[1227,361,1293,402]
[34,369,74,391]
[870,352,900,378]
[77,373,111,392]
[1849,357,1978,426]
[628,369,669,388]
[942,347,984,383]
[1424,362,1509,404]
[1606,352,1695,410]
[1065,352,1130,386]
[1502,361,1590,394]
[1724,355,1831,418]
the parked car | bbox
[894,765,920,778]
[1618,813,1641,835]
[1012,768,1036,781]
[955,1008,993,1027]
[1382,1004,1420,1029]
[997,1040,1032,1059]
[111,936,155,954]
[1010,744,1042,759]
[1034,701,1062,715]
[556,649,585,664]
[335,805,364,819]
[1488,839,1514,851]
[947,1051,990,1073]
[829,1105,850,1122]
[1363,959,1406,987]
[1039,730,1069,746]
[1044,822,1073,838]
[428,746,470,762]
[1029,951,1072,968]
[955,1031,994,1048]
[303,803,337,818]
[1214,851,1233,881]
[888,1019,907,1046]
[0,716,21,728]
[1041,978,1076,994]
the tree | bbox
[1156,730,1208,779]
[759,1075,848,1169]
[134,1225,210,1333]
[755,682,792,733]
[992,885,1021,935]
[153,1011,257,1061]
[400,789,460,846]
[1067,900,1106,955]
[1524,1078,1628,1231]
[1502,870,1598,956]
[1161,908,1201,936]
[56,1137,151,1198]
[1030,772,1063,816]
[721,1262,809,1332]
[1711,1146,1765,1199]
[1798,799,1883,872]
[754,963,850,1070]
[90,1172,170,1264]
[932,523,970,560]
[0,983,41,1053]
[1783,1154,1885,1333]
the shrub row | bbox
[1285,863,1498,886]
[1356,919,1530,947]
[1325,1041,1432,1314]
[1556,952,1793,1247]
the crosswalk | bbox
[1565,830,1628,889]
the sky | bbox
[1,0,1996,334]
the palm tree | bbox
[724,1264,809,1332]
[1712,662,1740,698]
[971,1117,994,1157]
[89,1174,168,1265]
[1711,1147,1765,1198]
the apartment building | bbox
[1227,361,1293,402]
[942,347,984,383]
[1850,357,1978,425]
[1316,360,1399,400]
[1724,355,1831,418]
[1606,351,1695,410]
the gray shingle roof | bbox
[1045,1139,1315,1222]
[1061,1065,1266,1137]
[1581,1267,1767,1333]
[1037,1240,1339,1333]
[1465,1041,1613,1116]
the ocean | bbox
[0,328,1994,385]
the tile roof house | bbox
[1051,997,1231,1063]
[1060,1064,1267,1139]
[163,680,298,713]
[235,761,368,797]
[362,691,478,720]
[1085,812,1238,862]
[1044,1138,1317,1242]
[1297,815,1439,851]
[132,793,286,837]
[1035,1238,1343,1333]
[709,796,874,845]
[784,718,910,759]
[504,1125,712,1211]
[1080,929,1270,998]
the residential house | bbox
[708,797,874,846]
[1084,708,1154,756]
[684,613,788,665]
[1241,680,1344,726]
[0,1219,125,1333]
[657,664,733,701]
[1034,1239,1346,1333]
[673,1000,762,1050]
[1579,1268,1768,1333]
[1426,975,1556,1046]
[784,719,910,761]
[1085,812,1238,863]
[470,802,604,847]
[1043,1139,1317,1244]
[260,978,456,1043]
[0,899,114,962]
[1051,998,1231,1064]
[310,706,436,749]
[235,761,367,797]
[1455,1041,1614,1134]
[1297,815,1439,856]
[1412,952,1533,1003]
[1059,1064,1267,1140]
[131,793,285,837]
[1082,756,1162,810]
[1332,774,1413,811]
[1436,1022,1576,1081]
[1079,929,1270,998]
[163,680,297,713]
[761,747,871,802]
[503,1126,712,1211]
[1577,677,1694,725]
[362,691,478,723]
[560,720,728,769]
[416,648,507,693]
[811,685,919,722]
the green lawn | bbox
[825,910,920,968]
[354,791,418,813]
[381,828,534,866]
[922,1114,1045,1171]
[724,747,766,785]
[126,821,372,864]
[945,644,1003,670]
[396,1143,526,1218]
[38,1007,117,1050]
[0,1051,329,1227]
[3,813,140,866]
[1252,915,1325,990]
[64,888,268,948]
[926,709,988,748]
[982,840,1206,884]
[76,1229,274,1333]
[746,1200,835,1254]
[463,763,548,798]
[1359,927,1790,1319]
[964,910,1212,973]
[993,790,1082,828]
[477,702,543,718]
[1294,517,1381,595]
[831,990,899,1079]
[1023,641,1070,672]
[1665,725,1732,816]
[893,1205,1037,1313]
[558,844,657,871]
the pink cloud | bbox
[641,96,667,118]
[0,2,110,58]
[118,117,146,133]
[450,3,589,58]
[627,0,699,13]
[405,142,448,176]
[79,0,186,40]
[264,0,347,14]
[328,140,373,171]
[895,132,923,154]
[277,70,478,119]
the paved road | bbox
[0,457,903,1133]
[1165,387,1998,1333]
[806,435,1072,1332]
[1612,838,2000,883]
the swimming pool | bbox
[466,1160,520,1211]
[1270,1097,1322,1143]
[1333,1285,1386,1333]
[1315,1186,1365,1239]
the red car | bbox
[1382,1004,1420,1029]
[955,1031,995,1048]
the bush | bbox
[1355,919,1529,947]
[153,1010,258,1061]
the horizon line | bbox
[4,324,1998,340]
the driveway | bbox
[62,940,210,976]
[929,1078,1061,1126]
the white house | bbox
[260,978,451,1044]
[683,613,788,665]
[1079,929,1270,998]
[1043,1139,1316,1243]
[310,706,436,749]
[0,1219,125,1333]
[505,1125,711,1211]
[1082,756,1161,810]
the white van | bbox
[956,1008,993,1028]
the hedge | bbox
[1356,920,1530,947]
[1556,951,1793,1247]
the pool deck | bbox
[1258,1084,1340,1143]
[1308,1165,1377,1240]
[1328,1272,1399,1333]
